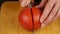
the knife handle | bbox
[34,0,41,6]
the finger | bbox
[41,4,60,28]
[19,0,22,3]
[53,10,59,21]
[56,0,60,18]
[55,7,60,18]
[58,8,60,18]
[53,5,60,20]
[32,0,34,4]
[35,0,47,8]
[21,0,31,7]
[40,0,56,23]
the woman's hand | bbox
[19,0,31,7]
[37,0,60,27]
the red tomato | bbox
[19,7,41,31]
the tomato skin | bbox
[19,8,33,30]
[19,7,41,31]
[32,7,41,30]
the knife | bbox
[28,0,41,34]
[28,2,34,34]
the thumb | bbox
[20,0,31,7]
[19,0,22,3]
[36,0,47,8]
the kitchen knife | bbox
[28,2,34,34]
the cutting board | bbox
[0,1,60,34]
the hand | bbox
[36,0,60,27]
[19,0,31,7]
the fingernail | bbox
[41,23,46,28]
[21,1,26,7]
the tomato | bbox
[19,7,41,31]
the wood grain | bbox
[0,1,60,34]
[0,1,32,34]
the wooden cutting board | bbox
[0,1,60,34]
